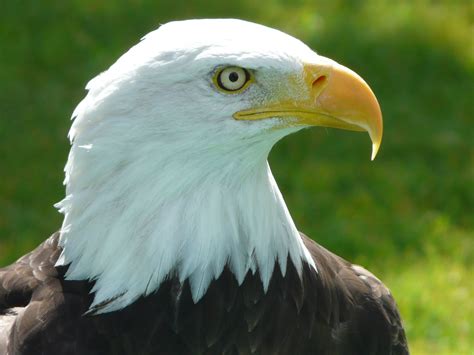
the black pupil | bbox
[228,72,239,82]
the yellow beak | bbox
[234,58,383,160]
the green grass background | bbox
[0,1,472,353]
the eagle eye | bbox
[215,66,251,93]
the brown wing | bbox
[0,233,61,312]
[0,233,97,355]
[0,234,58,353]
[301,233,410,355]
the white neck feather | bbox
[56,124,314,313]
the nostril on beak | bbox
[312,75,327,88]
[312,75,328,97]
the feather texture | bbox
[0,233,408,354]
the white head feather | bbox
[55,19,318,313]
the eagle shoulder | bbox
[0,233,60,312]
[300,233,409,355]
[0,233,96,355]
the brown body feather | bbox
[0,232,408,354]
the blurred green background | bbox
[0,1,472,353]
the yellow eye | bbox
[215,66,251,93]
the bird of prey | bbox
[0,19,408,355]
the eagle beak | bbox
[234,58,383,160]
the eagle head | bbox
[56,19,382,313]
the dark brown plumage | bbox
[0,232,408,355]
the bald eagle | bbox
[0,19,408,355]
